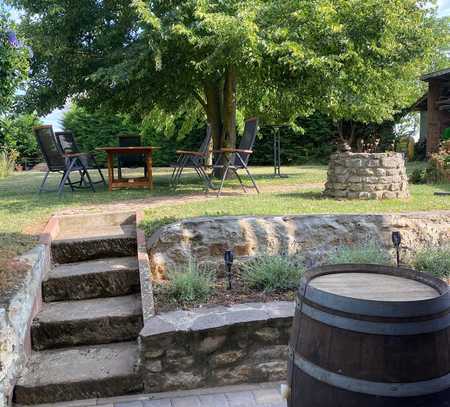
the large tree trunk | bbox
[223,66,237,149]
[203,67,238,178]
[205,83,223,151]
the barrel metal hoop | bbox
[293,352,450,398]
[302,303,450,335]
[303,284,450,318]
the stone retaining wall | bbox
[139,302,293,393]
[147,212,450,279]
[0,245,50,407]
[324,152,409,199]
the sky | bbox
[9,1,450,130]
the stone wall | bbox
[147,212,450,279]
[140,302,293,393]
[324,152,409,199]
[0,245,50,407]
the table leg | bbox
[145,151,153,190]
[107,153,114,191]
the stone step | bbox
[13,342,142,405]
[31,295,143,350]
[43,257,140,302]
[51,224,137,264]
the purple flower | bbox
[7,31,19,48]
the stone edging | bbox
[0,216,56,406]
[136,211,155,322]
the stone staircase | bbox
[14,222,144,405]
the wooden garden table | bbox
[96,147,159,191]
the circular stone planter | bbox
[324,152,409,200]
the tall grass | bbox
[241,253,305,292]
[164,259,215,305]
[326,241,393,266]
[412,246,450,280]
[0,150,16,179]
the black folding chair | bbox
[117,133,147,179]
[210,118,260,197]
[170,125,213,189]
[55,131,106,187]
[34,126,97,196]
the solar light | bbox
[224,250,234,290]
[392,231,402,267]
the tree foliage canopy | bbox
[0,6,29,114]
[9,0,449,148]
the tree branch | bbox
[193,91,207,110]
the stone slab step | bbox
[31,295,143,350]
[43,257,140,302]
[14,342,142,405]
[51,225,137,264]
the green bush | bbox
[0,149,17,179]
[409,168,426,184]
[0,114,41,163]
[165,260,215,305]
[326,242,393,265]
[413,246,450,280]
[241,254,305,292]
[63,105,205,167]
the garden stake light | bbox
[224,250,234,290]
[392,231,402,267]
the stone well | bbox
[324,152,409,199]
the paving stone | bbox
[142,400,173,407]
[171,396,201,407]
[252,389,283,404]
[199,394,229,407]
[225,391,256,407]
[114,402,143,407]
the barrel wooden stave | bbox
[288,264,450,407]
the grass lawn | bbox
[0,163,448,260]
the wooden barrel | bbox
[288,264,450,407]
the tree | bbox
[10,0,448,155]
[0,7,29,114]
[11,0,312,154]
[274,0,449,151]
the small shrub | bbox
[165,260,215,305]
[326,242,393,266]
[241,254,305,292]
[0,150,17,179]
[409,168,426,184]
[413,246,450,280]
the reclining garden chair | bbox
[117,133,147,179]
[55,131,106,187]
[170,125,212,189]
[210,117,260,197]
[34,125,97,196]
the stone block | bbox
[212,350,246,367]
[346,159,363,168]
[253,327,281,343]
[381,158,398,168]
[367,159,380,167]
[358,168,375,176]
[382,191,397,199]
[198,336,227,354]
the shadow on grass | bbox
[273,191,325,200]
